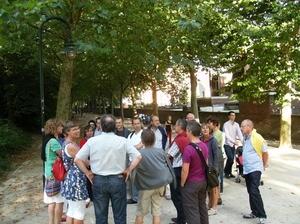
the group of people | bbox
[42,111,268,224]
[165,112,268,224]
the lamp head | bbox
[60,39,82,60]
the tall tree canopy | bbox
[215,0,300,148]
[1,0,299,149]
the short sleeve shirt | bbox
[243,133,268,174]
[168,142,182,168]
[182,142,208,182]
[44,138,61,178]
[76,132,141,175]
[127,130,143,145]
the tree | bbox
[166,1,226,120]
[216,0,300,148]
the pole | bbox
[39,16,72,189]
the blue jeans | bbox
[224,144,235,175]
[133,185,138,202]
[244,171,266,218]
[219,160,224,193]
[170,167,186,224]
[93,175,127,224]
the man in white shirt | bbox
[128,117,143,150]
[127,117,143,204]
[75,114,142,224]
[223,111,243,178]
[147,115,168,150]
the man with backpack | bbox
[127,117,144,204]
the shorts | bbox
[67,200,86,220]
[43,191,65,204]
[136,186,165,217]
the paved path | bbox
[0,113,299,224]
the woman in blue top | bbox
[61,121,89,224]
[200,122,219,216]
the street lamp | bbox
[39,16,79,140]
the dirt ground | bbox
[1,113,300,224]
[0,113,100,224]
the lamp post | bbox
[39,16,78,140]
[39,16,80,189]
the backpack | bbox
[129,131,135,139]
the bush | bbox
[0,119,31,179]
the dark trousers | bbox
[170,167,186,224]
[224,144,235,175]
[219,159,224,193]
[245,171,267,218]
[181,180,208,224]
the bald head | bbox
[101,114,116,132]
[241,119,254,136]
[186,113,195,122]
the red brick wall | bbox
[115,105,300,144]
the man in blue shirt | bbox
[240,119,268,224]
[94,117,102,136]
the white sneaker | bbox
[165,194,171,200]
[208,208,217,216]
[258,218,266,224]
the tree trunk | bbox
[189,66,199,120]
[279,82,293,149]
[131,86,138,117]
[102,96,106,114]
[110,94,115,115]
[56,58,73,120]
[119,91,124,119]
[98,98,102,114]
[151,76,158,116]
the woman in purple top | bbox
[181,121,209,224]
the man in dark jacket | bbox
[114,117,131,138]
[147,115,168,150]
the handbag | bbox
[189,142,219,191]
[52,155,73,182]
[45,178,61,197]
[45,140,61,197]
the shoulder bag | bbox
[189,142,219,191]
[45,140,61,197]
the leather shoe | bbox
[217,197,222,205]
[171,218,177,222]
[225,173,236,178]
[243,213,256,219]
[127,199,137,204]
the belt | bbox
[94,173,124,178]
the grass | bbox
[0,119,31,181]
